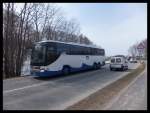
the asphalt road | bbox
[3,63,139,110]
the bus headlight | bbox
[40,70,45,72]
[40,67,47,72]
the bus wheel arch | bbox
[62,65,71,75]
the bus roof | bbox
[36,40,103,49]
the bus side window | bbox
[87,48,90,55]
[101,49,105,56]
[57,43,68,54]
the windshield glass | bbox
[31,44,46,65]
[116,58,121,63]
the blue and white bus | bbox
[30,40,105,77]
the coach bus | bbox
[30,40,105,77]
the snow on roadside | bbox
[21,56,31,76]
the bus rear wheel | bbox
[93,63,98,70]
[97,62,101,69]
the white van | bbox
[110,56,128,71]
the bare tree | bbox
[128,44,138,57]
[128,39,147,59]
[42,4,64,41]
[140,39,147,58]
[3,3,35,78]
[3,3,94,79]
[3,3,11,77]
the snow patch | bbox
[21,56,31,76]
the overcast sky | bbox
[10,3,147,56]
[56,3,147,56]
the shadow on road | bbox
[110,69,135,72]
[33,67,106,81]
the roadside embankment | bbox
[66,62,146,110]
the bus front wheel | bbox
[62,66,70,75]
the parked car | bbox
[110,56,128,71]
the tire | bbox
[110,65,112,71]
[93,63,98,70]
[62,66,70,75]
[110,67,113,71]
[97,62,101,69]
[121,66,124,71]
[103,61,105,66]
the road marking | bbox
[3,81,52,94]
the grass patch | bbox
[66,63,146,110]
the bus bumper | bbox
[31,70,61,77]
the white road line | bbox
[3,81,52,94]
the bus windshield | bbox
[31,44,46,66]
